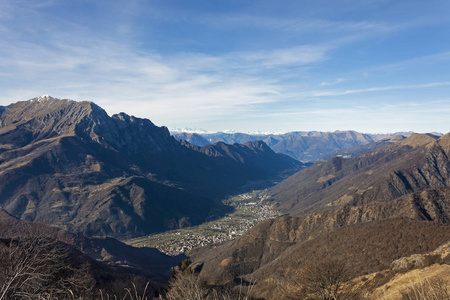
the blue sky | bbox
[1,0,450,133]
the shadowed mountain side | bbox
[270,133,449,216]
[189,217,450,300]
[0,96,302,237]
[0,133,216,237]
[180,140,305,179]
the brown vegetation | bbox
[270,133,450,216]
[189,217,450,300]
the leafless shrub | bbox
[161,271,209,300]
[0,236,95,299]
[158,271,253,300]
[99,282,151,300]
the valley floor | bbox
[125,190,281,255]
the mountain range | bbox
[0,96,303,238]
[172,130,422,162]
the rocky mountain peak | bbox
[244,140,271,151]
[0,97,101,147]
[0,97,178,154]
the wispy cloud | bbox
[235,46,327,68]
[312,81,450,97]
[320,78,347,86]
[0,1,331,128]
[0,34,308,126]
[199,13,392,34]
[1,1,450,133]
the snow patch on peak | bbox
[169,127,288,135]
[222,129,237,134]
[247,130,287,135]
[169,127,214,134]
[35,94,54,102]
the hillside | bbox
[341,239,450,299]
[270,133,449,215]
[189,217,450,299]
[0,96,302,237]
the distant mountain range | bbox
[171,129,435,162]
[0,96,303,238]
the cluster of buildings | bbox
[147,194,281,256]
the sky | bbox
[1,0,450,133]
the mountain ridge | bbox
[0,96,302,237]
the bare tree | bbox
[300,259,349,300]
